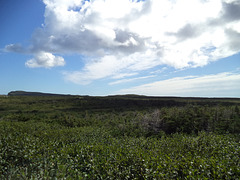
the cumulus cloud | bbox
[5,0,240,80]
[222,0,240,22]
[25,51,65,68]
[116,72,240,97]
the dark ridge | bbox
[108,94,240,101]
[7,91,70,97]
[7,91,240,102]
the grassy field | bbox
[0,95,240,179]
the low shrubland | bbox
[0,95,239,179]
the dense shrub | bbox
[0,96,239,179]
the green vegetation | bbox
[0,95,240,179]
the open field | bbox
[0,94,240,179]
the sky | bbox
[0,0,240,97]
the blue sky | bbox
[0,0,240,97]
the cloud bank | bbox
[5,0,240,84]
[116,72,240,97]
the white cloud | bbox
[25,51,65,68]
[64,51,161,84]
[64,55,121,85]
[150,67,168,74]
[116,72,240,97]
[109,75,156,85]
[112,73,138,79]
[5,0,240,80]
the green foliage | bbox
[0,95,240,179]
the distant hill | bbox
[7,91,240,102]
[7,91,69,97]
